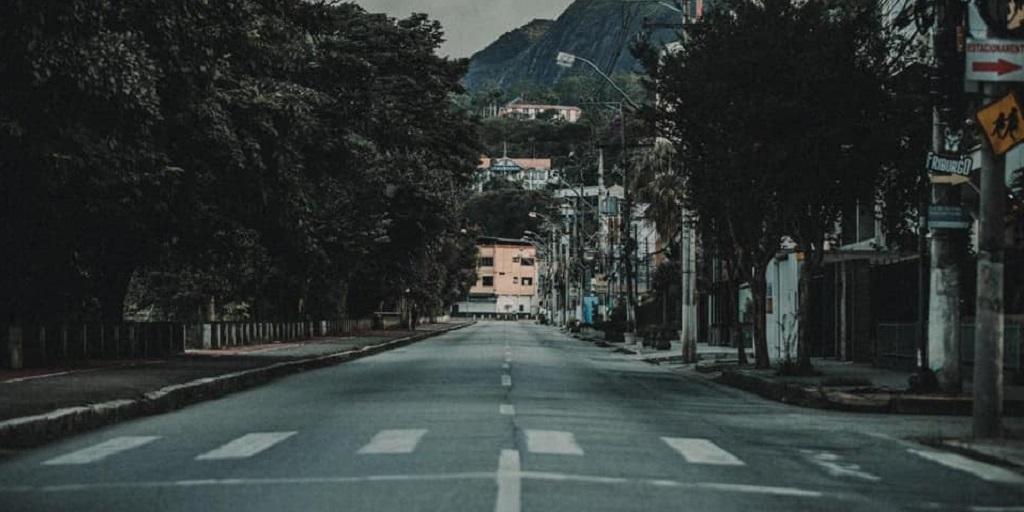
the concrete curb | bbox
[0,322,474,448]
[714,369,1024,416]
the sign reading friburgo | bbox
[925,151,974,175]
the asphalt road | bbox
[0,321,1022,512]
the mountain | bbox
[463,0,683,92]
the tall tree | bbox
[648,0,907,370]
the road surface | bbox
[0,321,1021,511]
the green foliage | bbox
[465,189,559,239]
[647,0,920,368]
[1,0,482,323]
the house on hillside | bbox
[477,156,554,191]
[499,100,582,123]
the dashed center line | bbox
[502,374,512,387]
[500,404,516,415]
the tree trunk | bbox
[730,277,749,365]
[751,263,770,369]
[796,248,821,373]
[98,268,133,324]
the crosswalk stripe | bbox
[357,429,428,454]
[195,432,296,460]
[43,436,161,466]
[525,430,584,455]
[910,449,1024,484]
[662,437,745,466]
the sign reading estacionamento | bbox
[966,38,1024,81]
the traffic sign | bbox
[925,151,973,175]
[975,0,1024,39]
[928,205,973,230]
[976,91,1024,155]
[930,174,971,186]
[966,39,1024,81]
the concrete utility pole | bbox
[926,0,966,393]
[681,203,697,363]
[973,82,1007,438]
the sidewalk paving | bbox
[571,332,1024,472]
[0,321,472,448]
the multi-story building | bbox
[455,237,538,319]
[498,101,582,123]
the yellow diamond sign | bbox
[977,92,1024,156]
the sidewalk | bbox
[572,333,1024,472]
[0,321,472,448]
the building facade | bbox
[477,156,554,191]
[455,238,538,318]
[498,102,582,123]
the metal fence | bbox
[875,322,1023,373]
[0,316,404,370]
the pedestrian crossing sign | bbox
[977,91,1024,155]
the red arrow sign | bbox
[972,59,1023,75]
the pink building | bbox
[456,238,538,318]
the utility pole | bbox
[926,0,966,393]
[620,102,637,340]
[973,83,1007,438]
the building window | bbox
[482,276,494,286]
[479,257,494,267]
[521,257,535,266]
[522,277,533,286]
[513,277,518,284]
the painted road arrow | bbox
[971,59,1023,75]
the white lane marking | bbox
[910,449,1024,485]
[973,508,1024,512]
[802,450,881,482]
[357,429,428,454]
[43,436,161,466]
[500,404,516,416]
[502,362,510,370]
[196,432,296,460]
[0,473,824,499]
[662,438,745,466]
[502,374,512,387]
[525,430,584,455]
[495,450,522,512]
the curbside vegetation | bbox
[0,323,474,448]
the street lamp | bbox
[555,51,642,340]
[555,52,640,110]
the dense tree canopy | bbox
[0,0,482,323]
[647,0,922,370]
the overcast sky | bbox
[353,0,574,58]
